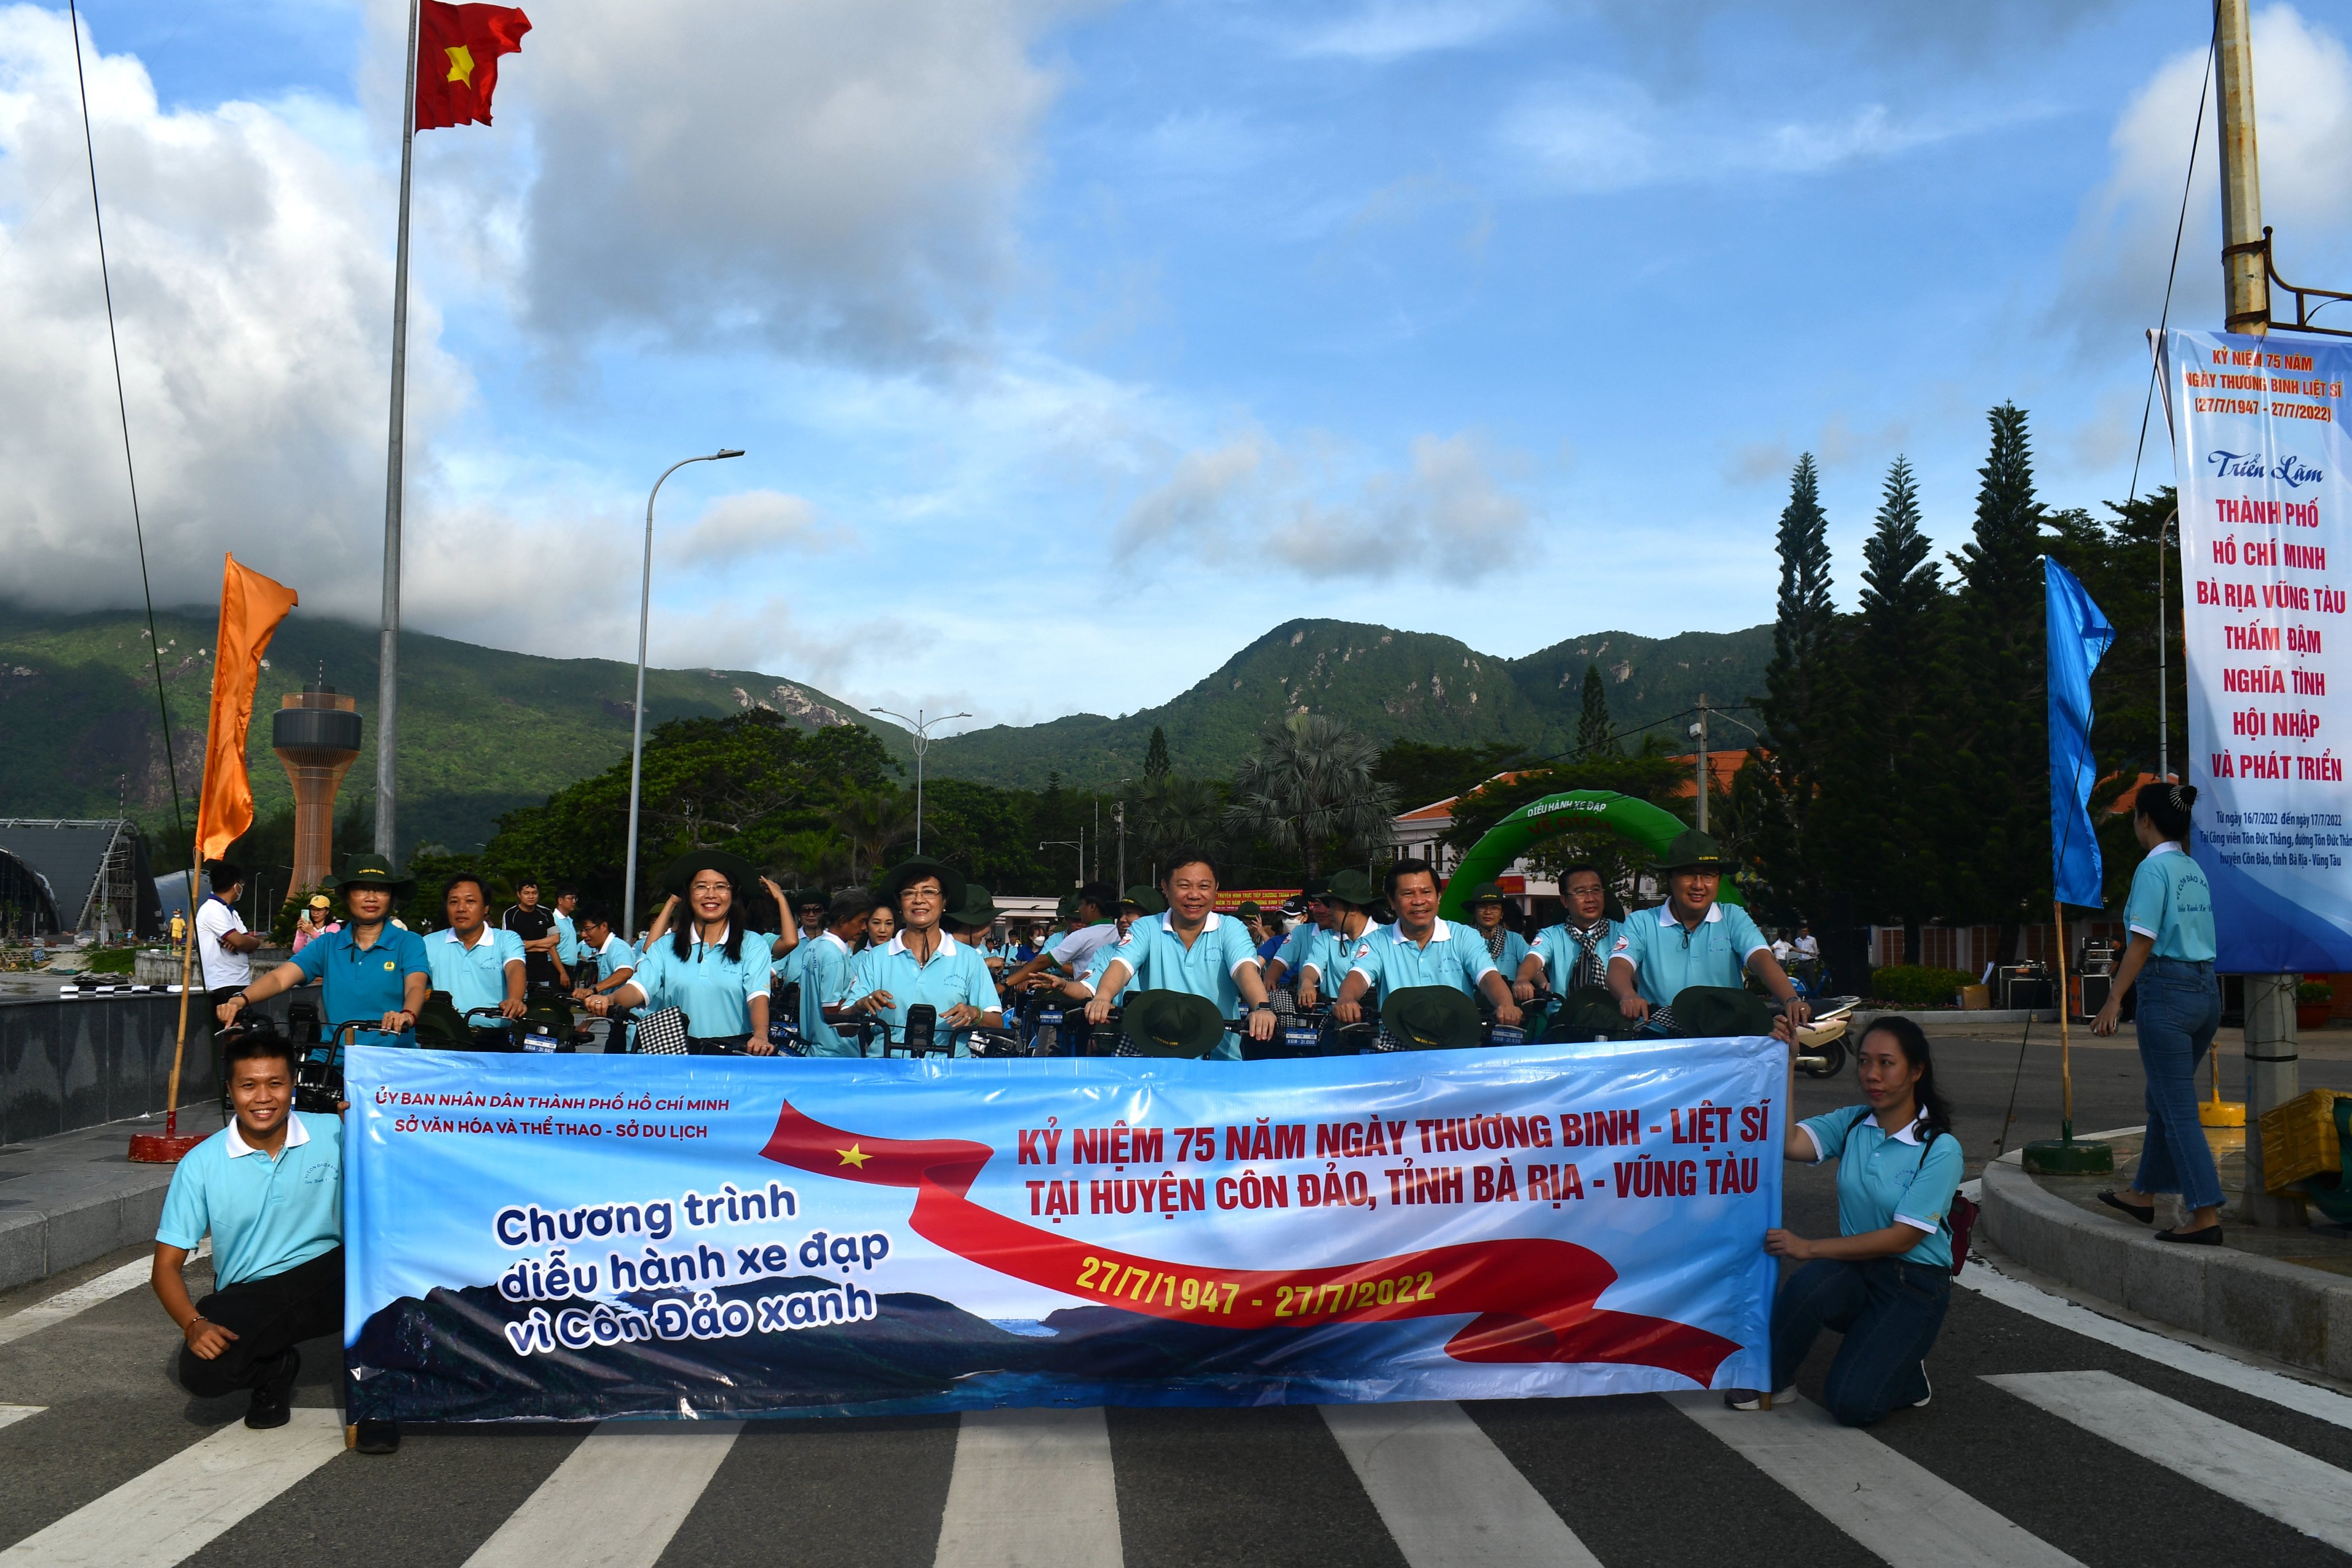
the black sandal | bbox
[2097,1190,2156,1223]
[2156,1225,2223,1246]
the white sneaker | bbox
[1911,1364,1932,1408]
[1724,1386,1797,1411]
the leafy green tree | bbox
[1574,663,1617,759]
[1144,726,1172,779]
[1227,715,1397,880]
[772,829,854,889]
[1371,739,1532,810]
[831,789,915,882]
[1752,454,1840,917]
[918,778,1057,892]
[1134,775,1230,870]
[1944,403,2050,948]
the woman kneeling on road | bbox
[1743,1016,1961,1426]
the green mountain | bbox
[0,606,903,858]
[922,619,1774,789]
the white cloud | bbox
[495,0,1085,368]
[1113,430,1534,582]
[673,490,843,566]
[1499,75,2036,193]
[2056,5,2352,356]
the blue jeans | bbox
[2130,957,2224,1212]
[1770,1257,1949,1427]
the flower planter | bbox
[2297,1002,2334,1032]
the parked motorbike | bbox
[1793,995,1861,1078]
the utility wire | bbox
[2126,13,2217,507]
[69,1,184,852]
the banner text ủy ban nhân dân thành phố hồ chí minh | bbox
[341,1041,1782,1422]
[2170,329,2352,971]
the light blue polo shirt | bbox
[771,939,806,986]
[156,1110,342,1288]
[1610,901,1769,1006]
[1799,1106,1963,1270]
[590,933,634,982]
[1344,918,1499,1002]
[2125,842,2216,961]
[1270,920,1323,976]
[424,925,526,1018]
[285,922,428,1030]
[794,931,859,1057]
[1298,921,1385,986]
[1083,923,1140,1004]
[1470,926,1531,981]
[842,931,1002,1056]
[632,927,772,1039]
[1530,919,1625,994]
[554,911,581,965]
[1102,912,1260,1060]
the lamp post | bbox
[1040,838,1082,889]
[868,707,970,854]
[622,447,743,940]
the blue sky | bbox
[5,0,2351,733]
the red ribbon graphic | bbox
[758,1100,1740,1384]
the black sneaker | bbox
[245,1348,300,1430]
[1912,1364,1932,1408]
[354,1419,400,1455]
[1723,1386,1795,1411]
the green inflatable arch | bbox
[1434,790,1740,920]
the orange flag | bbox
[195,556,299,860]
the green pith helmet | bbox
[1122,989,1227,1057]
[322,852,414,895]
[1122,884,1168,916]
[1380,985,1484,1050]
[949,884,998,929]
[1664,985,1776,1038]
[1323,868,1379,907]
[1462,882,1509,906]
[1653,829,1735,874]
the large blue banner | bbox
[343,1038,1783,1422]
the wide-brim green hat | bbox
[791,887,831,912]
[880,855,968,914]
[1664,985,1776,1038]
[1302,875,1333,900]
[663,849,760,898]
[322,852,414,895]
[1234,900,1262,918]
[948,884,998,929]
[1462,881,1509,905]
[1323,868,1378,906]
[1654,828,1735,874]
[1122,884,1168,916]
[1122,990,1226,1058]
[1380,985,1485,1051]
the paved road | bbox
[4,1038,2352,1567]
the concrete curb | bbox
[1979,1150,2352,1381]
[0,1104,227,1294]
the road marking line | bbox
[464,1421,741,1568]
[1666,1391,2082,1567]
[0,1405,340,1567]
[1987,1370,2352,1550]
[934,1407,1121,1568]
[1959,1257,2352,1432]
[1321,1400,1601,1567]
[0,1242,210,1350]
[0,1409,43,1432]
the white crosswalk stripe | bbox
[934,1406,1122,1568]
[463,1420,743,1568]
[1665,1392,2083,1568]
[0,1406,341,1568]
[1987,1370,2352,1552]
[1322,1400,1601,1568]
[0,1243,209,1350]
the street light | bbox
[868,706,970,853]
[623,447,743,939]
[1040,837,1082,889]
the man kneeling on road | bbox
[1608,829,1808,1042]
[149,1030,397,1451]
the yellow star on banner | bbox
[837,1145,870,1168]
[445,44,475,85]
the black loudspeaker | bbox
[2074,974,2111,1020]
[2007,978,2054,1011]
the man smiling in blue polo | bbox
[1609,829,1808,1040]
[1331,860,1521,1030]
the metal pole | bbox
[624,450,744,939]
[2217,0,2269,336]
[1116,798,1126,891]
[1694,693,1709,833]
[870,708,968,860]
[374,0,422,859]
[2215,0,2300,1225]
[2158,509,2171,781]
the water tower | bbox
[272,682,363,894]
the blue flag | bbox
[2046,558,2114,909]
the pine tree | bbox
[1755,454,1839,916]
[1144,725,1172,779]
[1574,664,1616,759]
[1821,457,1946,953]
[1945,403,2050,952]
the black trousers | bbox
[177,1246,344,1399]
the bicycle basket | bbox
[635,1007,690,1056]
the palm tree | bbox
[1135,775,1227,865]
[1225,715,1397,879]
[830,790,915,882]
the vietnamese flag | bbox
[416,2,531,130]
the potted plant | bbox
[2298,978,2335,1032]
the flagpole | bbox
[374,0,421,861]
